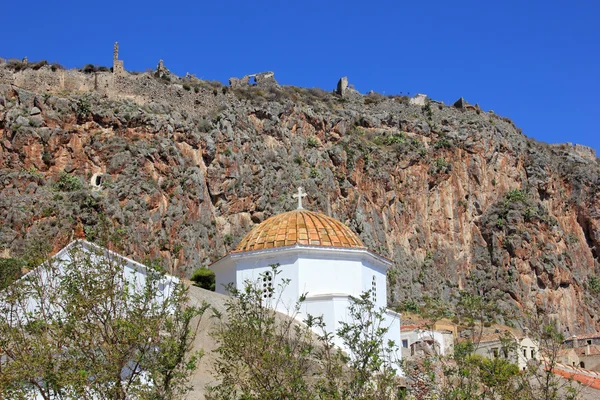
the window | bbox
[262,271,274,299]
[530,349,535,359]
[492,348,499,358]
[371,276,377,302]
[587,339,592,345]
[402,340,408,348]
[580,362,586,368]
[523,349,527,358]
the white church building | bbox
[211,188,402,360]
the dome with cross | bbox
[234,187,365,253]
[211,187,401,369]
[234,209,365,252]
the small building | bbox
[560,334,600,371]
[473,331,539,370]
[1,239,178,318]
[400,321,455,358]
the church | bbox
[211,188,402,359]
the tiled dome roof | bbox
[234,210,365,252]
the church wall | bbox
[214,261,236,295]
[302,295,352,349]
[297,254,362,297]
[360,261,388,308]
[234,253,300,314]
[5,241,178,320]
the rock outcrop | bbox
[1,64,599,334]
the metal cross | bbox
[293,187,307,210]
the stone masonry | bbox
[113,42,125,76]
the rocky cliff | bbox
[1,62,599,334]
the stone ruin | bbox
[409,93,428,106]
[229,71,278,88]
[155,59,171,79]
[562,142,597,161]
[453,97,481,111]
[336,76,348,96]
[112,42,125,76]
[335,76,361,99]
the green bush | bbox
[307,136,320,148]
[190,266,215,291]
[207,267,401,399]
[399,299,420,313]
[30,60,48,70]
[382,132,406,146]
[505,189,527,203]
[430,157,451,175]
[434,137,453,149]
[76,97,91,119]
[55,172,82,192]
[82,64,96,74]
[588,275,600,294]
[0,258,23,290]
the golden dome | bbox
[234,210,365,252]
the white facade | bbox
[401,328,455,358]
[475,336,539,370]
[211,244,401,365]
[2,240,179,325]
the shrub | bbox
[76,97,91,119]
[310,168,320,178]
[30,60,48,70]
[0,258,23,290]
[7,59,27,72]
[182,83,191,91]
[588,275,600,294]
[307,136,320,148]
[399,299,420,313]
[505,189,527,203]
[435,137,453,149]
[430,157,451,175]
[207,267,401,399]
[566,233,579,244]
[54,172,82,192]
[383,132,406,146]
[190,266,216,291]
[50,63,65,71]
[0,244,207,398]
[82,64,96,74]
[42,152,53,165]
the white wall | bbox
[211,246,402,373]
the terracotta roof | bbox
[234,210,365,253]
[567,333,600,341]
[552,364,600,390]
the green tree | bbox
[0,258,23,290]
[190,266,216,291]
[207,266,402,400]
[0,242,207,400]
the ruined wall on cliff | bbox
[1,65,599,334]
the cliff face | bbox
[1,65,599,333]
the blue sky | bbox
[3,0,599,151]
